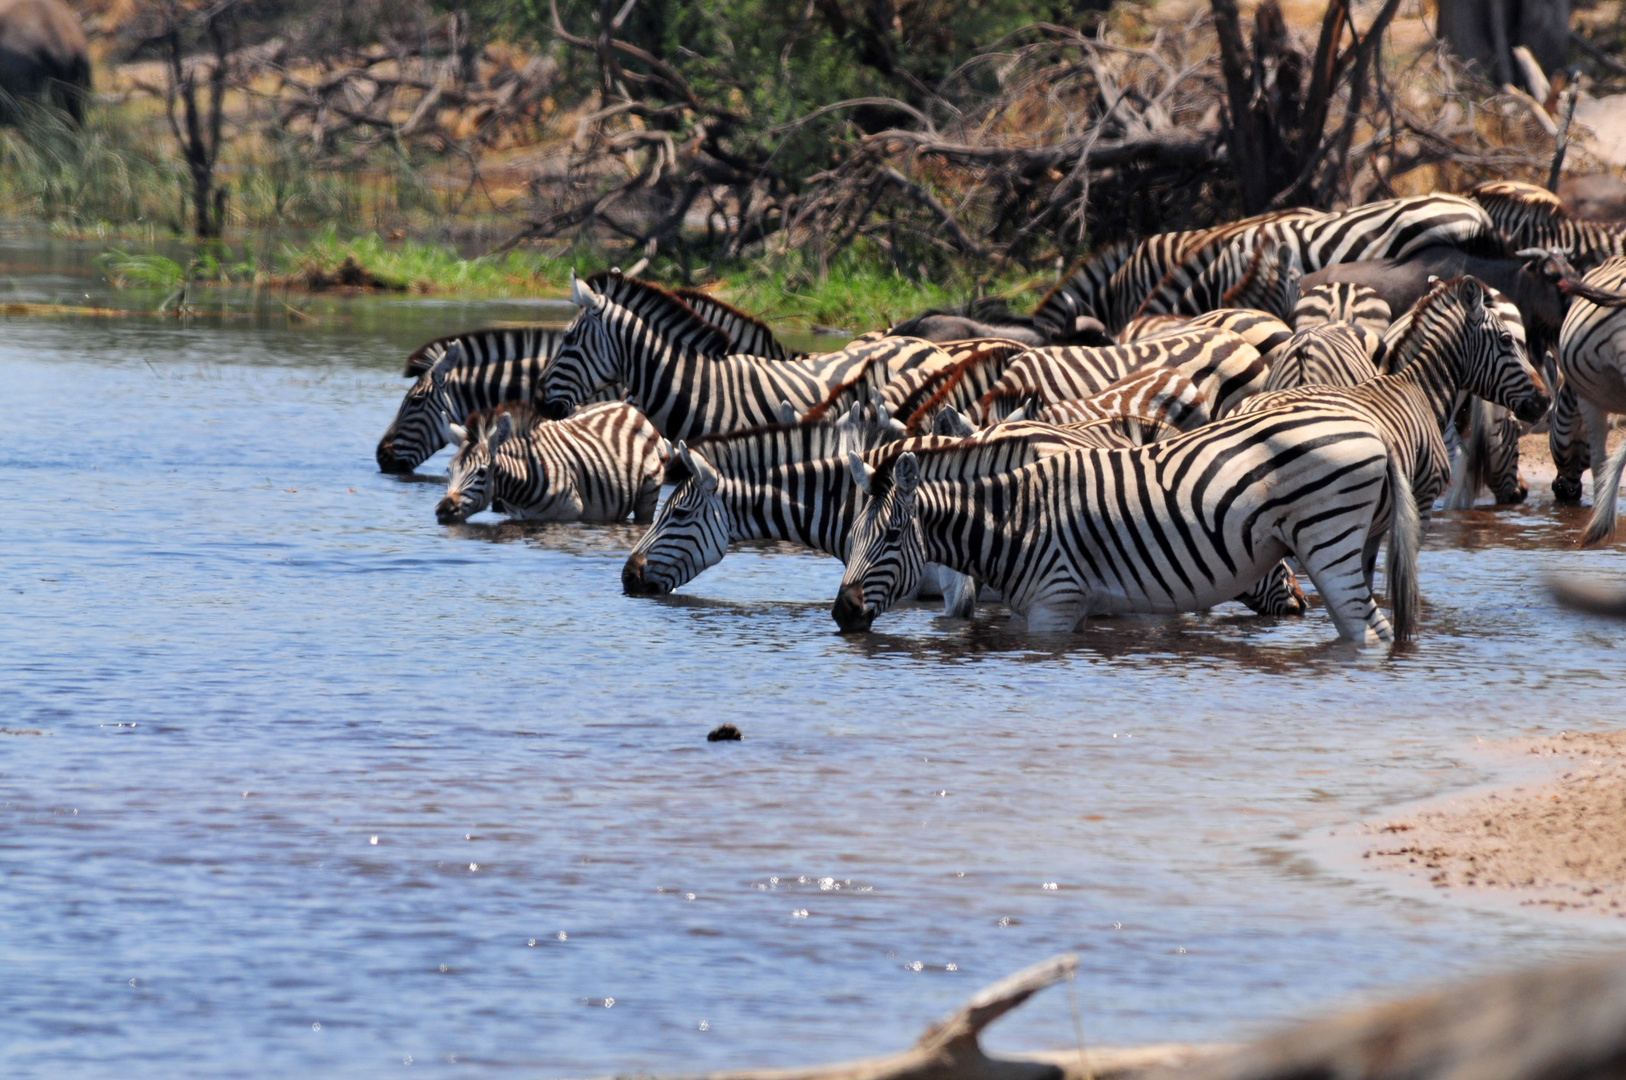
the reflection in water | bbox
[3,236,1626,1080]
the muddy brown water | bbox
[4,233,1626,1078]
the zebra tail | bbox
[1448,399,1493,511]
[1386,445,1421,648]
[1580,431,1626,548]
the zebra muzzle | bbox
[1513,393,1550,425]
[832,586,876,633]
[376,441,413,474]
[434,496,464,524]
[621,552,666,596]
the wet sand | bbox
[1361,730,1626,916]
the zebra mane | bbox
[465,400,545,441]
[801,352,897,421]
[1380,276,1481,373]
[672,287,792,359]
[585,270,733,356]
[862,431,1057,498]
[1033,240,1134,333]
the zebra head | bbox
[376,349,457,474]
[540,274,619,420]
[1460,280,1549,424]
[436,410,516,523]
[833,451,926,633]
[622,443,729,596]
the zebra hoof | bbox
[1553,475,1584,504]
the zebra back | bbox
[1119,314,1190,342]
[1294,283,1392,333]
[1297,194,1500,266]
[1126,209,1321,327]
[1036,368,1211,432]
[979,328,1260,421]
[404,325,570,378]
[1183,309,1294,364]
[1470,180,1626,269]
[1171,229,1302,321]
[888,340,1035,433]
[1262,323,1383,393]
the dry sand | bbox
[1361,730,1626,916]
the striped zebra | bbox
[1261,323,1382,393]
[1470,180,1626,272]
[620,415,1088,600]
[1440,288,1533,509]
[886,341,1039,434]
[1552,258,1626,545]
[1293,283,1392,333]
[978,327,1262,422]
[1031,240,1134,341]
[1240,277,1546,562]
[1181,309,1294,366]
[1035,368,1212,431]
[1166,234,1302,323]
[377,298,784,474]
[832,401,1418,644]
[436,401,665,524]
[1139,195,1500,326]
[540,271,948,440]
[377,326,571,474]
[1119,314,1191,342]
[672,288,795,359]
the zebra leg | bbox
[1583,399,1614,503]
[1297,540,1391,645]
[632,475,661,523]
[1233,560,1306,615]
[1022,601,1086,634]
[939,572,980,618]
[1549,382,1588,503]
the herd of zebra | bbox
[375,180,1626,646]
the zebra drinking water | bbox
[436,401,666,525]
[832,401,1419,645]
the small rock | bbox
[707,724,742,742]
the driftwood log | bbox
[579,953,1626,1080]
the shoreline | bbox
[1326,730,1626,919]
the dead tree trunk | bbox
[161,0,232,239]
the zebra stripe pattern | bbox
[1036,368,1212,432]
[1293,283,1392,334]
[979,328,1262,421]
[543,270,949,441]
[1470,180,1626,271]
[1261,323,1382,393]
[833,401,1419,644]
[1166,233,1302,323]
[1557,257,1626,545]
[437,401,666,524]
[673,288,796,360]
[1031,240,1135,339]
[378,326,572,474]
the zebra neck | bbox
[493,449,544,505]
[1387,312,1466,429]
[916,474,1023,587]
[720,461,852,558]
[613,310,717,408]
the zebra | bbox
[1180,309,1294,366]
[886,340,1038,434]
[1239,277,1546,571]
[1260,322,1382,393]
[377,326,570,474]
[1293,283,1392,334]
[436,401,666,524]
[978,327,1261,422]
[1165,235,1302,323]
[1549,379,1591,503]
[1439,287,1534,510]
[1031,239,1134,341]
[1119,314,1191,342]
[1138,195,1501,327]
[620,413,1088,601]
[539,270,948,440]
[1470,180,1626,272]
[672,288,795,360]
[1553,258,1626,545]
[377,297,786,474]
[832,400,1418,644]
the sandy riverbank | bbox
[1360,730,1626,917]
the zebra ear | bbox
[488,412,515,452]
[933,406,975,438]
[678,442,719,491]
[569,272,597,308]
[447,422,468,447]
[893,452,920,496]
[778,400,798,425]
[847,450,876,494]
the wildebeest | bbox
[0,0,90,124]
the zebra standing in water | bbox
[436,401,665,524]
[377,326,571,474]
[832,401,1418,644]
[1553,258,1626,545]
[538,271,948,440]
[377,294,789,473]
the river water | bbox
[4,234,1626,1078]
